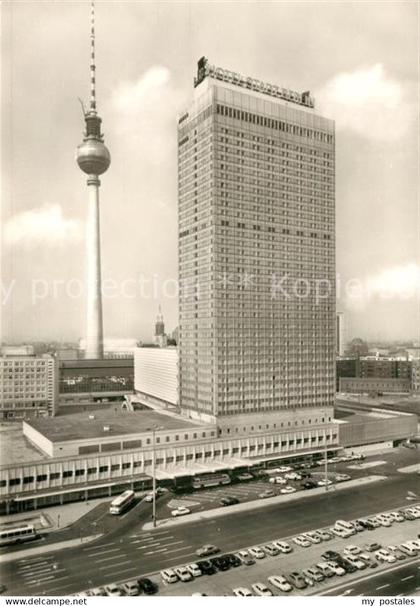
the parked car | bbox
[233,588,253,597]
[210,556,230,571]
[344,554,366,570]
[225,553,242,567]
[375,549,396,564]
[248,546,266,559]
[269,476,287,485]
[236,550,255,566]
[303,531,322,544]
[322,550,341,561]
[326,561,346,576]
[186,563,202,577]
[387,545,407,560]
[344,545,362,556]
[280,486,296,494]
[272,540,293,553]
[303,568,325,583]
[287,572,307,589]
[273,466,292,473]
[268,576,293,592]
[196,560,217,575]
[138,578,158,594]
[293,535,311,548]
[236,473,253,481]
[174,567,193,582]
[364,542,382,553]
[122,581,139,596]
[316,562,335,578]
[261,543,279,556]
[317,529,333,541]
[358,553,378,568]
[252,582,273,596]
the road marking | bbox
[26,576,56,585]
[160,545,193,555]
[87,547,121,557]
[401,575,414,581]
[376,584,390,590]
[83,541,116,551]
[95,554,127,563]
[99,560,132,571]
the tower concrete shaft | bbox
[85,175,104,359]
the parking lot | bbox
[154,508,420,596]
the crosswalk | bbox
[16,555,68,591]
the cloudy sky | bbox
[2,0,419,346]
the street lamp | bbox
[147,425,163,528]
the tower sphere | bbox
[76,138,111,176]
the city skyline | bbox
[2,1,419,345]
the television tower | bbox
[76,2,110,359]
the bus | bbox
[0,524,37,547]
[192,473,231,490]
[109,489,135,515]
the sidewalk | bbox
[142,474,387,530]
[0,534,101,564]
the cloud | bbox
[317,64,414,141]
[108,66,184,166]
[4,204,82,249]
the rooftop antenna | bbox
[90,1,97,113]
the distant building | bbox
[1,345,35,356]
[337,357,413,393]
[336,312,345,357]
[154,306,168,348]
[58,358,134,403]
[134,347,178,408]
[0,355,58,419]
[79,338,137,359]
[411,360,420,392]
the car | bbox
[352,520,365,532]
[303,531,322,544]
[269,476,287,485]
[331,527,353,539]
[160,569,179,584]
[317,529,333,541]
[326,561,346,576]
[364,542,382,553]
[233,587,253,596]
[196,544,220,557]
[236,550,255,566]
[186,563,202,577]
[259,489,276,499]
[90,588,107,596]
[316,562,335,578]
[196,560,217,575]
[293,535,311,548]
[302,480,318,489]
[357,519,375,530]
[406,539,420,551]
[344,545,362,556]
[388,511,405,523]
[302,574,315,587]
[285,472,302,481]
[248,546,265,559]
[220,496,239,506]
[400,509,416,521]
[322,550,341,561]
[317,479,332,486]
[210,556,230,571]
[175,567,193,582]
[122,581,139,596]
[387,545,407,560]
[374,514,392,527]
[104,584,124,596]
[273,466,292,473]
[261,543,279,556]
[335,474,351,482]
[280,485,297,494]
[399,543,418,557]
[268,575,293,592]
[358,553,378,568]
[287,571,308,589]
[366,517,381,528]
[236,472,253,481]
[171,506,191,517]
[375,549,396,563]
[225,553,242,567]
[272,540,293,553]
[252,582,273,596]
[138,578,158,595]
[337,558,357,574]
[406,507,420,519]
[143,487,165,502]
[344,554,366,570]
[303,568,325,583]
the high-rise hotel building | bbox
[178,58,335,440]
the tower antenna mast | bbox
[90,1,97,112]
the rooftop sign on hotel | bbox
[194,56,315,109]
